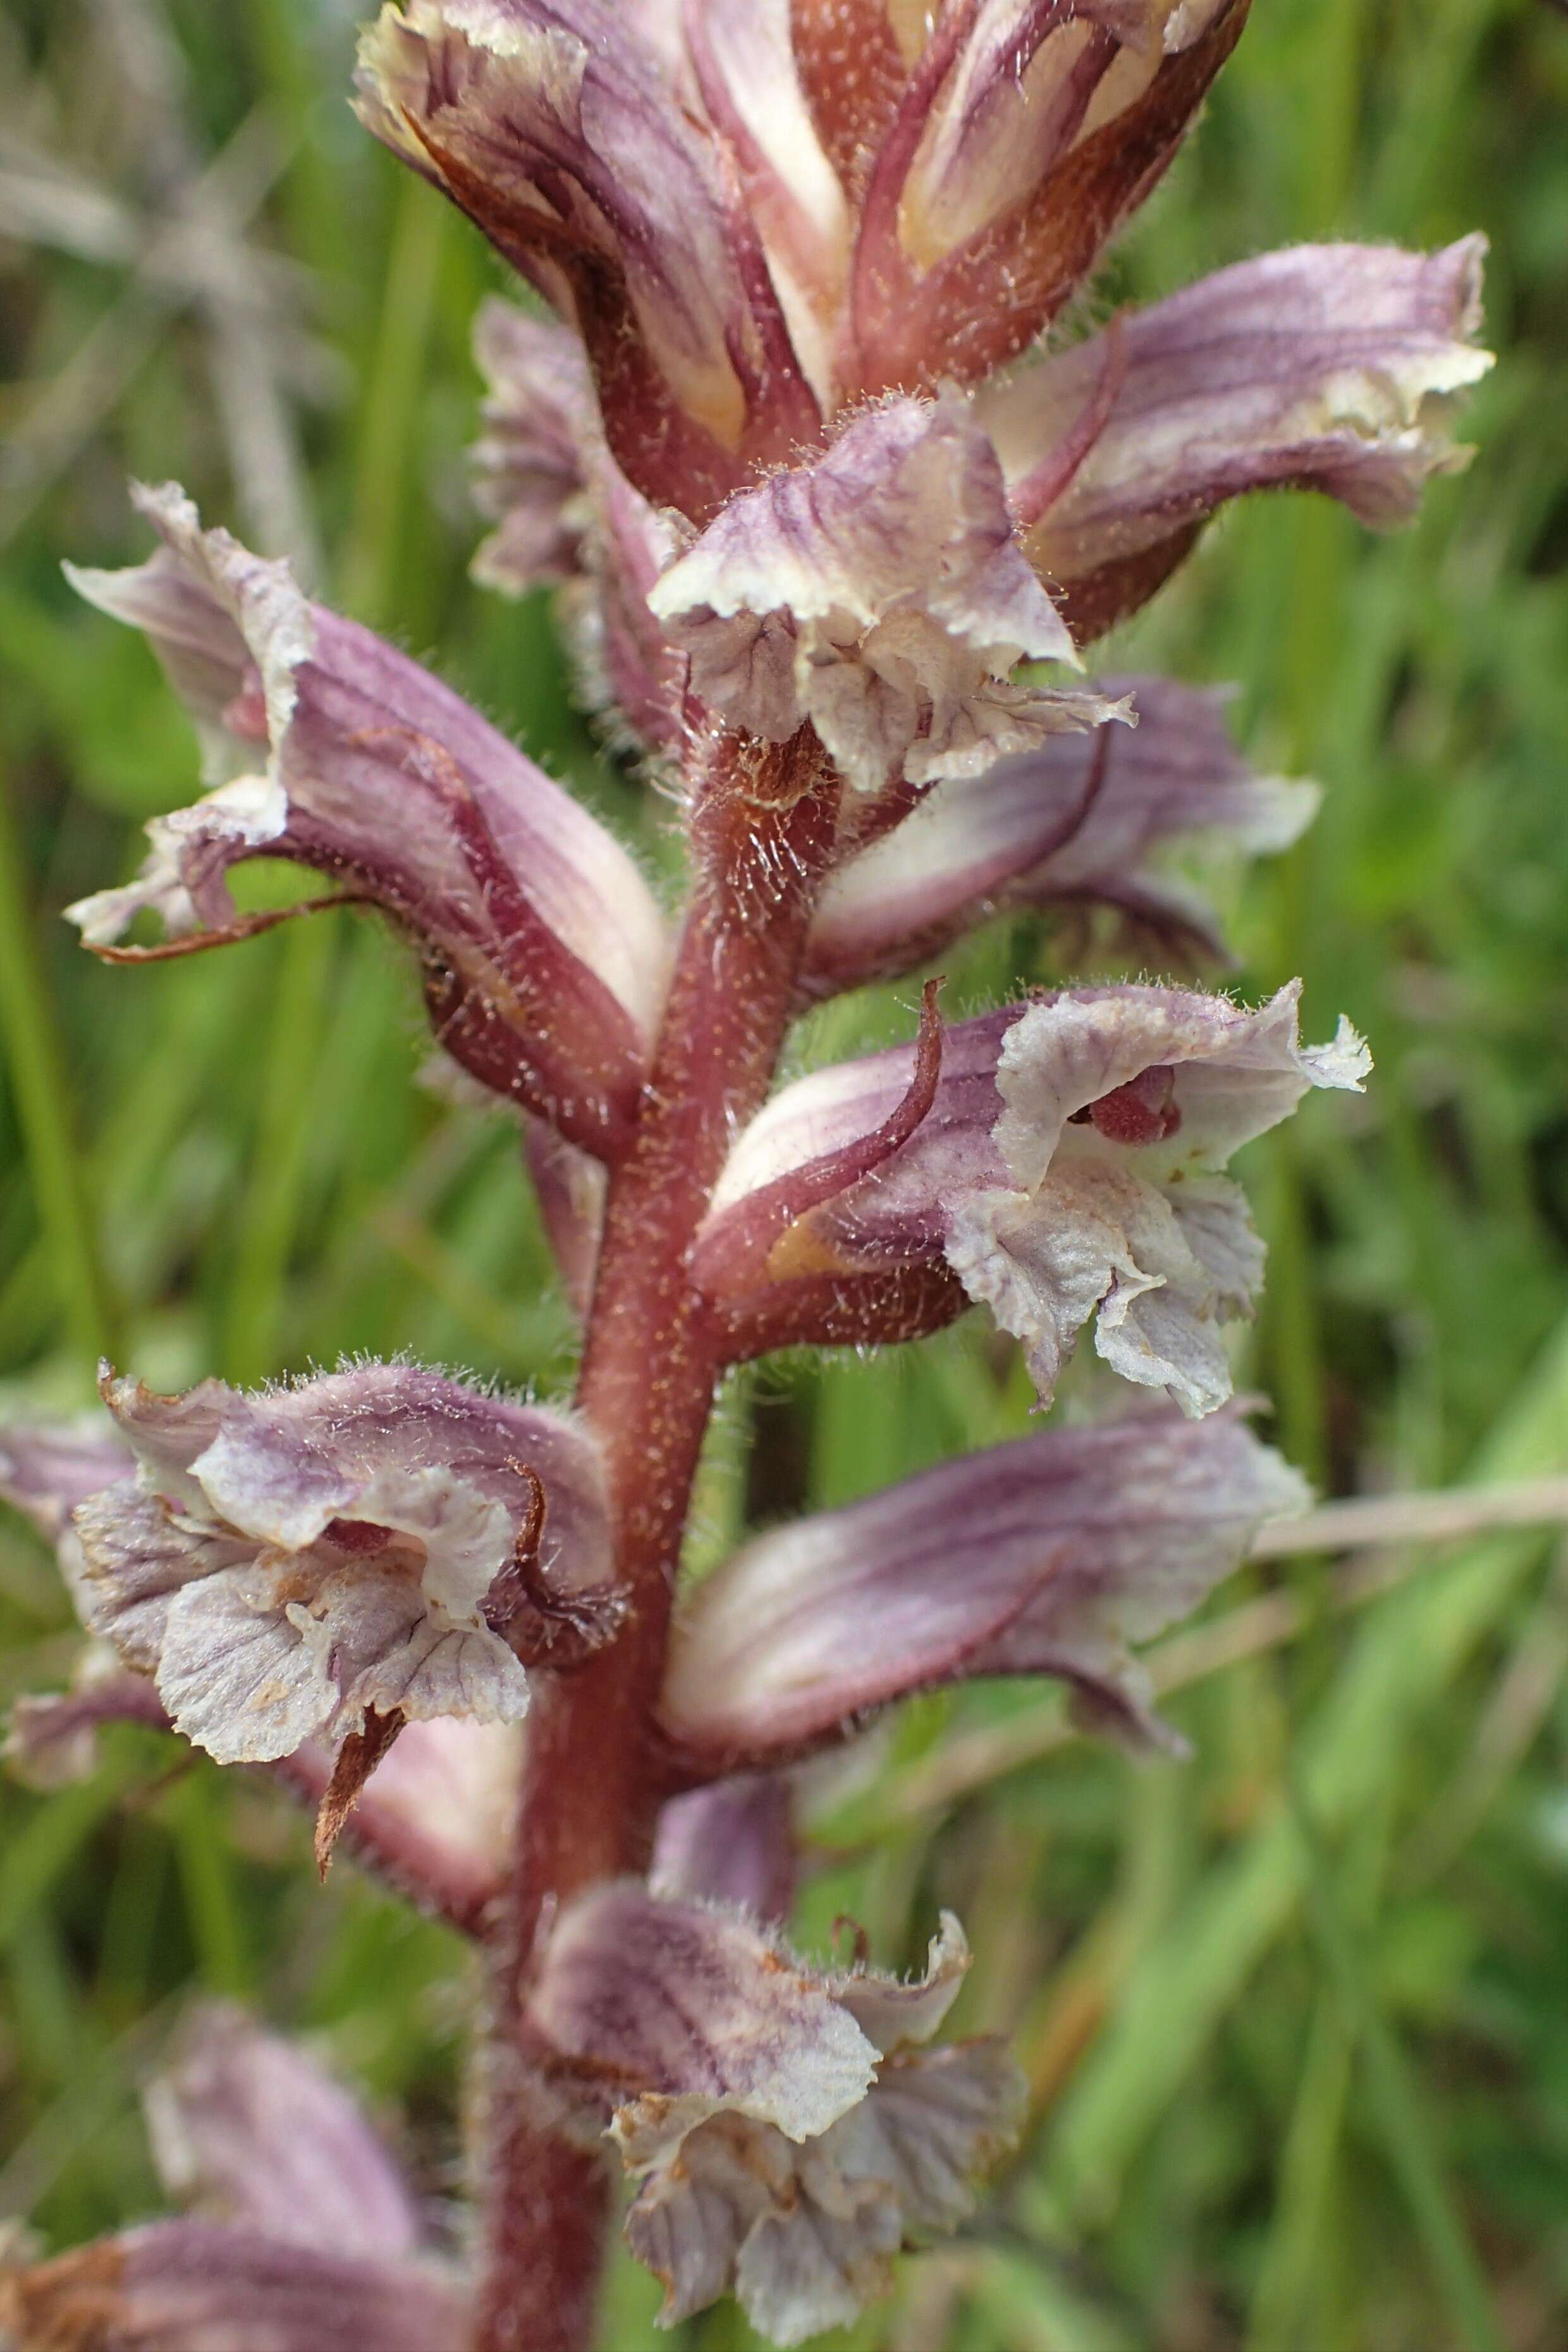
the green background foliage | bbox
[2,3,1567,2344]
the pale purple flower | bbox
[65,483,670,1151]
[981,236,1493,639]
[525,1882,1022,2341]
[697,983,1368,1414]
[71,1362,614,1767]
[144,2006,424,2257]
[354,0,821,522]
[649,393,1126,792]
[3,1406,523,1902]
[471,300,685,751]
[469,301,594,591]
[1,2007,468,2351]
[659,1402,1307,1765]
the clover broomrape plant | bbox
[0,6,1491,2349]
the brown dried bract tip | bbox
[0,2236,124,2349]
[314,1706,405,1881]
[87,893,372,961]
[485,1464,628,1669]
[479,1462,549,1643]
[830,1913,872,1969]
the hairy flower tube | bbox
[0,4,1492,2348]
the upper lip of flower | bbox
[351,0,1255,512]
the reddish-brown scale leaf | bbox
[859,0,1251,395]
[1052,521,1206,644]
[790,0,911,195]
[83,893,375,962]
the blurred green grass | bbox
[3,3,1568,2346]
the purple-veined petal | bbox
[848,0,1253,398]
[469,301,593,591]
[144,2007,420,2260]
[651,1772,798,1923]
[470,300,685,750]
[73,1362,615,1766]
[659,1404,1308,1762]
[682,0,850,406]
[649,393,1124,793]
[529,1881,878,2153]
[0,1419,135,1542]
[65,484,669,1151]
[355,0,819,520]
[0,2222,469,2352]
[697,983,1367,1411]
[530,1883,1020,2341]
[802,673,1318,993]
[979,238,1492,640]
[627,2038,1022,2341]
[626,2104,897,2341]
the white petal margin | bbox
[71,1363,614,1767]
[648,393,1127,792]
[527,1884,1022,2343]
[659,1404,1310,1762]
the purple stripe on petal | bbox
[801,674,1318,994]
[659,1404,1308,1762]
[65,484,670,1151]
[979,238,1491,639]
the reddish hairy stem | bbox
[471,733,838,2352]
